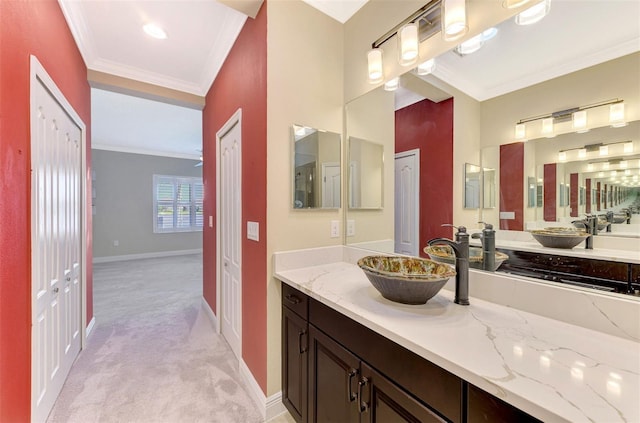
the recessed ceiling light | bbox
[143,23,167,40]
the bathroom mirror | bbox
[292,124,341,209]
[483,168,496,209]
[348,137,384,209]
[464,163,481,209]
[527,177,536,208]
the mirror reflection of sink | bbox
[357,256,455,305]
[423,245,508,271]
[529,228,589,249]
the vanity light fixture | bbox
[384,77,400,91]
[367,49,384,84]
[587,164,594,172]
[602,161,610,169]
[398,23,419,66]
[515,0,551,26]
[557,151,567,162]
[442,0,468,41]
[600,145,609,156]
[416,58,436,75]
[453,27,498,56]
[598,172,605,177]
[578,148,587,159]
[620,161,628,169]
[503,0,532,8]
[143,23,168,39]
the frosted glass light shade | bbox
[416,58,436,75]
[572,110,588,132]
[587,164,594,172]
[558,151,567,162]
[514,123,526,140]
[578,148,587,158]
[384,77,399,91]
[442,0,468,41]
[398,23,419,66]
[600,146,609,156]
[624,141,633,153]
[541,118,554,137]
[367,49,384,84]
[515,0,551,25]
[609,103,626,127]
[454,33,483,55]
[503,0,531,8]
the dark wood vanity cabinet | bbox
[282,285,309,422]
[282,284,540,423]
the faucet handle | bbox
[478,221,493,230]
[441,224,467,233]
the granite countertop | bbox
[275,260,640,423]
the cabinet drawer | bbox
[282,283,309,319]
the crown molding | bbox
[58,0,98,66]
[92,142,201,161]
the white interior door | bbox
[31,57,83,423]
[394,150,420,256]
[219,113,242,360]
[322,163,340,208]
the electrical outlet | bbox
[113,240,119,247]
[330,220,340,238]
[347,219,355,237]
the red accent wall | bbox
[604,184,608,209]
[586,179,592,214]
[543,163,557,221]
[570,173,579,217]
[0,1,92,421]
[202,5,267,392]
[395,98,454,254]
[499,143,524,230]
[597,182,602,211]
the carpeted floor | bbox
[46,253,268,423]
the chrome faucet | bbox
[471,222,495,271]
[427,225,470,306]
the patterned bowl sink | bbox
[423,245,508,271]
[357,256,456,305]
[530,228,589,249]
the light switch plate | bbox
[247,221,259,241]
[347,219,355,237]
[499,211,515,220]
[330,220,340,238]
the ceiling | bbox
[60,0,639,159]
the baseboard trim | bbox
[201,297,218,331]
[86,317,96,336]
[93,249,202,264]
[239,360,287,421]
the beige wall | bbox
[265,0,344,396]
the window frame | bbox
[153,174,204,233]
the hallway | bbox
[46,254,266,422]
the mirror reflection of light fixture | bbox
[609,102,627,127]
[454,28,498,56]
[620,161,628,168]
[541,118,554,137]
[587,163,594,172]
[416,58,436,75]
[598,172,604,177]
[442,0,468,41]
[624,141,633,153]
[578,148,587,158]
[600,145,609,156]
[367,49,384,84]
[515,0,551,26]
[384,77,399,91]
[572,110,588,133]
[558,151,567,161]
[514,123,526,141]
[398,23,419,66]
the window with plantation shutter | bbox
[153,175,204,233]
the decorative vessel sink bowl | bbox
[530,228,589,249]
[357,256,456,305]
[572,219,608,231]
[612,214,627,224]
[423,245,508,271]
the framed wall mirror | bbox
[292,124,341,209]
[464,163,481,209]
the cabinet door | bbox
[359,362,446,423]
[283,307,309,422]
[308,325,360,423]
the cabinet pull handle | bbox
[285,294,300,305]
[298,330,307,354]
[358,377,369,413]
[347,368,358,402]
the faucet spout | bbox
[427,226,470,306]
